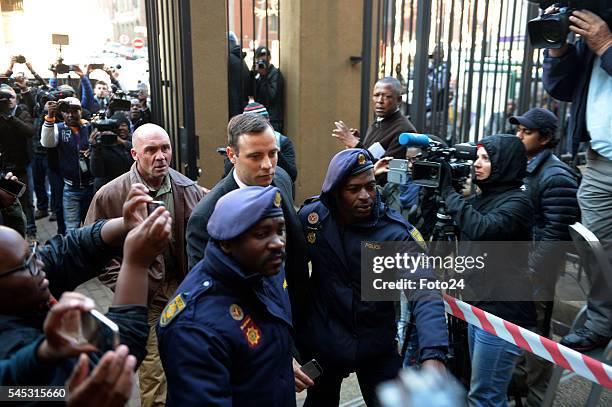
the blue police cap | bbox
[321,149,374,194]
[208,186,284,241]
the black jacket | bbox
[543,40,612,155]
[90,141,133,192]
[0,221,148,397]
[254,65,284,132]
[186,167,310,347]
[228,40,251,119]
[525,149,579,292]
[442,134,536,327]
[0,104,36,172]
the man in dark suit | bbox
[186,113,309,351]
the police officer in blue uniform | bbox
[299,149,449,406]
[157,186,298,406]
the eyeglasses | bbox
[0,242,39,279]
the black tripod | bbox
[429,189,472,387]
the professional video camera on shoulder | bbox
[528,0,612,48]
[387,133,477,190]
[91,118,121,146]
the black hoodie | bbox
[442,134,536,327]
[228,38,251,118]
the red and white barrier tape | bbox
[443,294,612,389]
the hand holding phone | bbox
[78,309,120,353]
[0,172,26,199]
[147,200,165,215]
[293,358,318,392]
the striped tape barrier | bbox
[443,294,612,389]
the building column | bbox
[282,0,370,203]
[189,0,229,188]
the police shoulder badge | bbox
[274,191,282,207]
[229,304,244,321]
[307,231,316,244]
[307,211,319,225]
[358,153,366,165]
[240,316,262,348]
[159,294,186,327]
[283,278,288,290]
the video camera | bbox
[91,118,120,146]
[107,90,132,115]
[388,133,477,190]
[528,1,612,48]
[49,57,78,75]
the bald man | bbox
[84,123,204,406]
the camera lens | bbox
[540,21,565,43]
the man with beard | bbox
[159,186,310,406]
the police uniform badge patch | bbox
[410,228,424,243]
[240,316,262,348]
[358,153,366,165]
[283,278,288,290]
[159,294,186,327]
[307,212,319,225]
[307,231,316,244]
[274,191,282,207]
[229,304,244,321]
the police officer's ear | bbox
[218,240,233,255]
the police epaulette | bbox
[299,196,320,210]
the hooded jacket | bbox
[441,134,536,327]
[228,38,251,118]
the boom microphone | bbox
[398,133,432,148]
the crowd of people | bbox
[0,7,610,407]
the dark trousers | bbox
[32,153,49,211]
[303,352,402,407]
[13,169,36,236]
[48,168,65,234]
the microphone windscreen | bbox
[398,133,431,148]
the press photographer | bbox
[0,84,37,240]
[435,134,536,405]
[90,112,133,192]
[528,1,612,49]
[541,1,612,350]
[252,46,284,133]
[40,97,94,232]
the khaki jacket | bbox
[85,163,205,299]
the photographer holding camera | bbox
[90,112,133,192]
[542,4,612,351]
[0,84,37,240]
[253,46,284,133]
[40,97,94,232]
[437,134,536,406]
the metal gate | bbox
[365,0,571,152]
[145,0,198,179]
